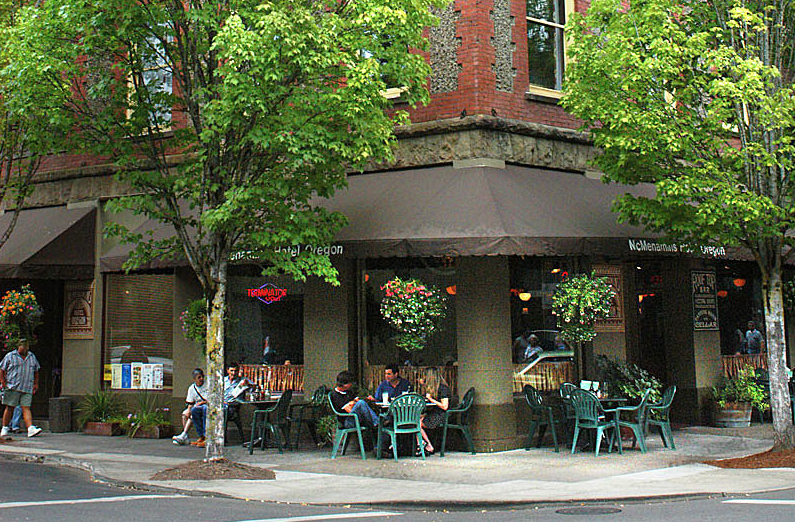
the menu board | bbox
[111,363,164,390]
[692,270,719,331]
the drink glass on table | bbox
[382,392,390,404]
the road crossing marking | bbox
[229,512,403,522]
[723,499,795,505]
[0,494,184,509]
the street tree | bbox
[5,0,442,460]
[0,0,64,250]
[562,0,795,448]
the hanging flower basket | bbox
[380,277,447,352]
[0,285,43,348]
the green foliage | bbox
[180,299,207,346]
[595,355,662,404]
[380,277,448,352]
[0,285,43,348]
[121,393,169,438]
[712,365,770,412]
[551,273,616,343]
[316,414,337,446]
[76,390,125,428]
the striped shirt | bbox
[0,350,40,394]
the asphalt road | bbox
[1,459,795,522]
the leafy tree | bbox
[5,0,442,460]
[0,0,63,251]
[562,0,795,448]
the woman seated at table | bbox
[418,366,450,455]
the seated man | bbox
[172,368,206,446]
[367,364,412,402]
[331,370,379,430]
[522,334,543,362]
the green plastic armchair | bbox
[569,388,620,456]
[524,384,566,452]
[291,385,329,448]
[614,389,651,453]
[440,387,475,457]
[645,385,676,450]
[377,393,426,461]
[249,390,293,455]
[327,392,374,460]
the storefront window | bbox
[104,273,173,390]
[716,263,761,355]
[227,272,304,365]
[509,256,583,362]
[364,258,457,367]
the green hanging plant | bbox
[551,272,616,343]
[379,277,447,352]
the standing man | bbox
[0,341,42,437]
[745,321,765,354]
[367,364,412,402]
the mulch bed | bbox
[151,459,276,480]
[705,448,795,469]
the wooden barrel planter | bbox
[715,402,752,428]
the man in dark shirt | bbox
[330,370,379,429]
[367,364,412,403]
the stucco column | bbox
[303,259,352,394]
[456,256,516,451]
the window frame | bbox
[526,0,575,99]
[126,29,174,131]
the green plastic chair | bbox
[614,389,651,453]
[249,390,293,455]
[376,393,426,461]
[645,385,677,450]
[524,384,565,452]
[291,385,329,448]
[328,392,373,460]
[559,382,578,420]
[569,388,620,456]
[440,387,476,457]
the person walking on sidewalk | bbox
[0,341,42,437]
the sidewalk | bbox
[0,425,792,506]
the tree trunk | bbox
[762,268,795,450]
[204,263,227,461]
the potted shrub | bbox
[712,365,769,427]
[122,393,173,438]
[77,390,125,436]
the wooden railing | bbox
[365,365,458,397]
[722,353,767,378]
[513,361,575,393]
[241,364,304,392]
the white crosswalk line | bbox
[723,499,795,505]
[229,512,403,522]
[0,494,184,509]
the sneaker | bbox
[10,427,21,434]
[0,426,9,437]
[195,439,205,448]
[27,426,42,438]
[190,436,205,446]
[172,433,189,445]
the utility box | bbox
[48,397,72,433]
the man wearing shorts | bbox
[0,341,42,437]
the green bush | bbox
[712,365,769,412]
[595,355,663,404]
[76,390,125,428]
[121,392,169,437]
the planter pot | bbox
[84,421,122,436]
[131,424,174,439]
[715,402,752,428]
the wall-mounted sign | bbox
[594,264,625,332]
[628,239,727,258]
[231,244,344,262]
[63,281,94,339]
[111,362,163,390]
[247,282,287,304]
[692,270,719,331]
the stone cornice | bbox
[394,115,592,145]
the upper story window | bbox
[527,0,571,96]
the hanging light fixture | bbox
[717,290,728,298]
[733,278,747,288]
[518,292,532,301]
[446,285,457,295]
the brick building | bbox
[1,0,783,448]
